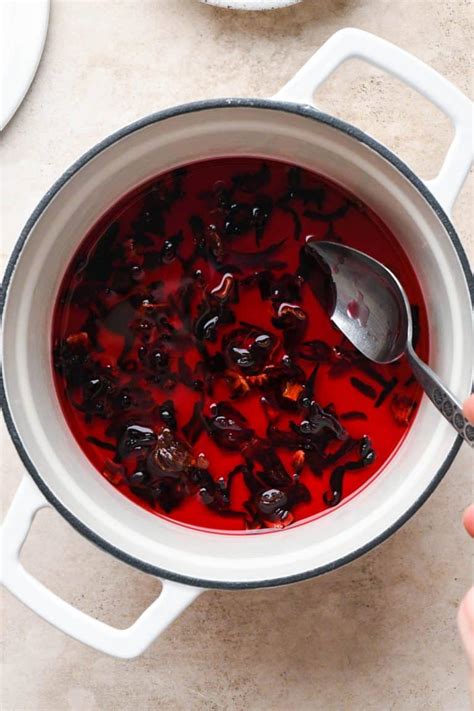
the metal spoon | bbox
[305,239,473,447]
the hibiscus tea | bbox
[52,157,428,531]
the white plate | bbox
[200,0,301,9]
[1,0,50,131]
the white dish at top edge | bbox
[200,0,301,10]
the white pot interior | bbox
[3,105,472,585]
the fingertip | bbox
[463,504,474,538]
[462,394,474,423]
[458,588,474,661]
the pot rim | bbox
[1,98,472,590]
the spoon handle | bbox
[405,346,473,448]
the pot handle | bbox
[273,28,473,215]
[0,476,202,658]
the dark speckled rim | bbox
[1,99,473,590]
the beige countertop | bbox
[1,1,473,709]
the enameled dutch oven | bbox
[1,29,473,658]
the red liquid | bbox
[52,157,428,532]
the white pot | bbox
[1,29,472,659]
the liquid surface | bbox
[52,157,428,531]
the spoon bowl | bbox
[305,240,473,447]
